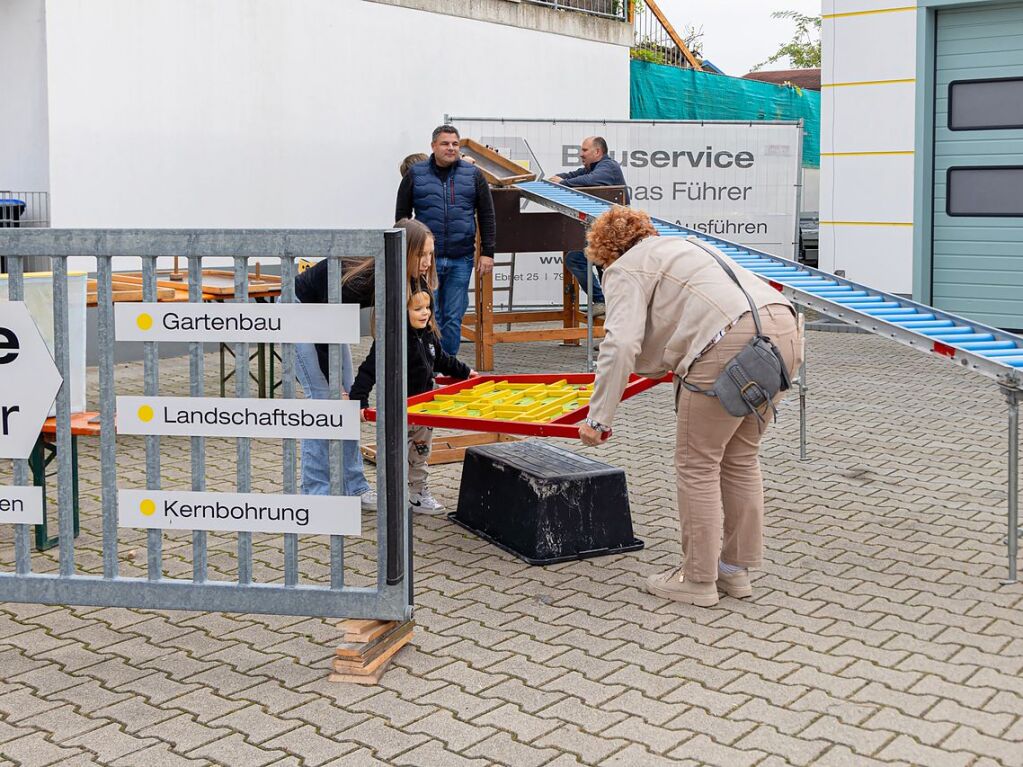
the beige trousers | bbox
[675,305,804,582]
[408,425,433,495]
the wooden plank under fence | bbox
[331,620,414,685]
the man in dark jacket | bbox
[396,125,496,356]
[550,136,628,316]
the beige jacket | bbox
[588,236,795,426]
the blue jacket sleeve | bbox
[557,165,590,182]
[560,161,622,189]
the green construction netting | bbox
[630,60,821,168]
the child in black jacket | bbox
[349,285,477,512]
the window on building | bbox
[949,78,1023,130]
[946,166,1023,217]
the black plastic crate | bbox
[450,439,643,565]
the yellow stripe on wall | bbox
[820,221,914,227]
[820,150,915,157]
[821,78,916,88]
[823,6,915,20]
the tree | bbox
[752,10,821,70]
[681,23,704,61]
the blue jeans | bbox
[293,338,371,497]
[435,256,474,356]
[566,250,604,303]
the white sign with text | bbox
[116,396,361,440]
[119,489,360,536]
[0,486,44,525]
[115,303,360,343]
[0,302,64,459]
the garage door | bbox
[932,2,1023,330]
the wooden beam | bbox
[493,327,605,343]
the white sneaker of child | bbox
[409,490,445,514]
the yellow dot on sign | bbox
[137,405,154,422]
[140,499,156,516]
[136,313,153,331]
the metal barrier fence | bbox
[631,0,702,70]
[0,191,49,228]
[524,0,628,21]
[0,191,50,273]
[0,229,413,620]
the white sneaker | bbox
[359,490,377,511]
[409,491,445,514]
[590,302,606,317]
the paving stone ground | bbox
[1,327,1021,766]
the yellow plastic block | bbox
[493,408,527,419]
[522,404,563,422]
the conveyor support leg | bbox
[1004,386,1020,586]
[798,312,808,462]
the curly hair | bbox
[584,207,658,267]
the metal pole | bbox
[382,229,408,588]
[327,256,344,588]
[793,119,804,263]
[98,256,119,579]
[51,258,75,576]
[233,256,252,586]
[142,255,162,580]
[188,254,207,584]
[279,256,299,587]
[7,255,31,575]
[798,310,807,461]
[1004,386,1020,586]
[586,256,594,373]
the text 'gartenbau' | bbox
[161,313,282,332]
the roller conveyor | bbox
[516,180,1023,389]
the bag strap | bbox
[687,237,764,337]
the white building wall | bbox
[0,0,50,192]
[820,1,917,293]
[43,0,629,238]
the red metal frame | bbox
[364,373,670,439]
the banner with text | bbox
[450,118,802,307]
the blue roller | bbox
[886,314,936,322]
[976,347,1023,356]
[847,302,903,310]
[919,326,975,336]
[869,309,929,317]
[834,296,886,304]
[896,320,955,329]
[933,333,997,343]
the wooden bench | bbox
[34,411,100,551]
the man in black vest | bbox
[396,125,496,356]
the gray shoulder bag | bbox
[681,241,792,422]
